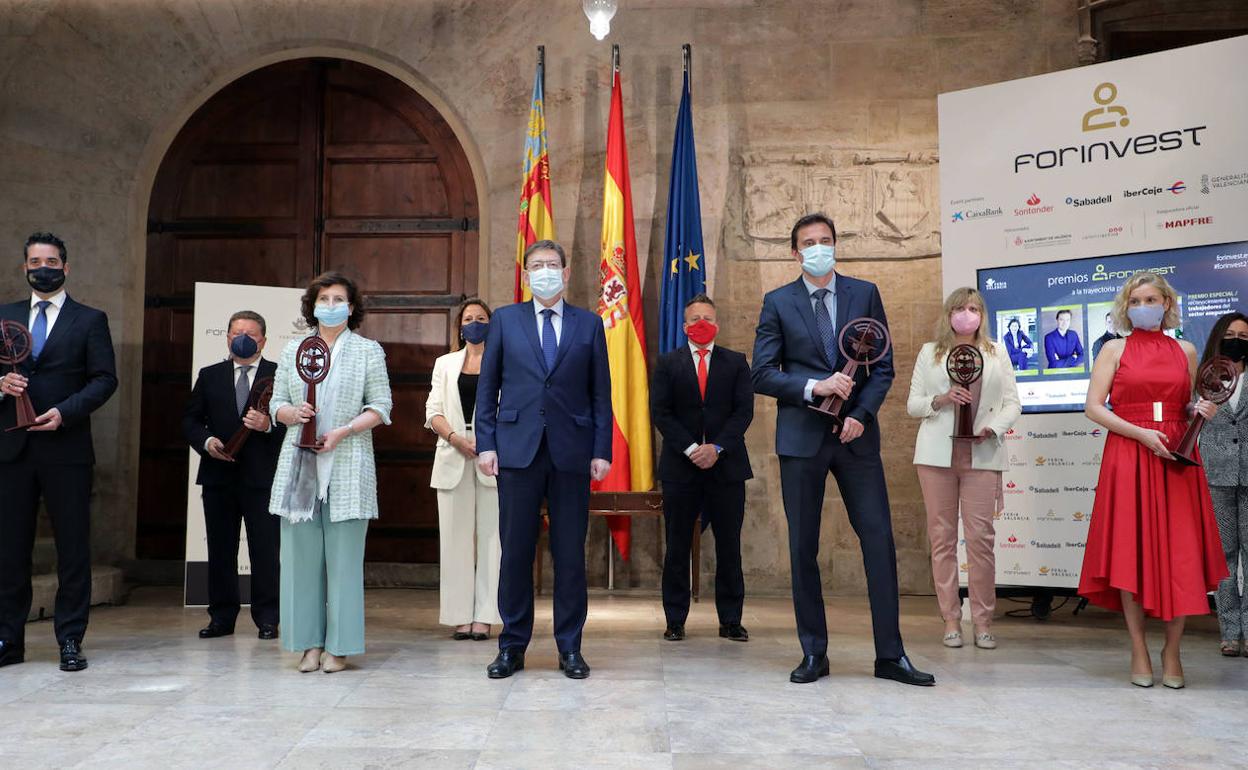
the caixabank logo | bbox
[951,205,1003,223]
[1014,82,1207,174]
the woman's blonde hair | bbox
[933,286,996,362]
[1111,271,1181,332]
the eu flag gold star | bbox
[684,251,702,271]
[670,258,679,275]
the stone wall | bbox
[0,0,1080,593]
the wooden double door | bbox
[138,59,478,564]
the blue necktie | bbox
[31,300,50,360]
[811,289,836,365]
[541,308,558,371]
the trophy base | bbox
[295,440,324,451]
[806,404,844,432]
[950,433,978,440]
[1168,451,1200,468]
[5,421,36,432]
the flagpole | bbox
[682,42,690,80]
[537,45,545,91]
[612,43,619,74]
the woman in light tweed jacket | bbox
[1198,311,1248,658]
[270,271,392,673]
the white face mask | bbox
[528,267,564,300]
[799,244,836,277]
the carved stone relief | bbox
[729,149,941,260]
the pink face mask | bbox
[951,309,980,336]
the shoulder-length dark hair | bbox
[301,271,366,331]
[1201,311,1248,366]
[451,297,493,352]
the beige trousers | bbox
[437,438,502,626]
[916,441,1000,628]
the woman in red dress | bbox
[1080,271,1228,689]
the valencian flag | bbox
[594,47,654,561]
[514,48,556,302]
[659,48,706,354]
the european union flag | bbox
[658,68,706,354]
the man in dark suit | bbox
[476,239,612,680]
[650,293,753,642]
[0,232,117,671]
[751,213,934,687]
[182,310,284,640]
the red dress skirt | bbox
[1078,329,1227,620]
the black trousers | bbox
[201,484,280,628]
[661,477,745,627]
[496,436,590,654]
[779,432,904,661]
[0,458,93,647]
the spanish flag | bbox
[514,52,555,302]
[594,50,654,561]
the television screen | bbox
[977,241,1248,413]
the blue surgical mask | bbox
[1127,304,1165,330]
[314,303,350,328]
[528,267,564,300]
[800,244,836,277]
[461,321,489,344]
[229,334,258,359]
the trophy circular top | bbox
[946,344,985,385]
[252,376,275,412]
[295,336,331,385]
[0,320,33,366]
[837,317,891,365]
[1197,355,1239,405]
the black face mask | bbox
[26,266,66,294]
[1220,337,1248,363]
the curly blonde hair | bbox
[933,286,996,362]
[1111,271,1181,332]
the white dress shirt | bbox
[532,298,565,346]
[29,290,67,337]
[801,274,837,403]
[684,342,715,457]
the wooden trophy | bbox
[0,320,38,432]
[221,376,274,461]
[946,344,985,439]
[1170,355,1239,467]
[808,316,891,434]
[294,337,331,450]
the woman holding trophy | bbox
[269,271,393,674]
[907,287,1020,651]
[1079,271,1226,689]
[1197,311,1248,658]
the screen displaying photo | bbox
[977,241,1248,413]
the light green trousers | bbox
[279,501,369,656]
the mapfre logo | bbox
[1082,82,1130,132]
[1161,216,1213,230]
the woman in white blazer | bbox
[907,287,1021,651]
[425,298,501,641]
[271,271,393,674]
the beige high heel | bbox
[322,654,348,673]
[298,648,323,673]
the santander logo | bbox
[1008,535,1018,543]
[1026,193,1041,206]
[1014,193,1053,216]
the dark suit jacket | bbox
[182,358,284,488]
[751,274,894,458]
[1003,330,1032,369]
[0,297,117,464]
[1044,328,1084,368]
[650,345,754,484]
[475,301,613,473]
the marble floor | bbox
[1,586,1246,769]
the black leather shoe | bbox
[452,630,472,641]
[198,622,234,639]
[257,624,278,640]
[487,648,525,679]
[663,625,686,641]
[874,655,935,687]
[719,623,749,642]
[789,654,830,684]
[59,639,88,672]
[0,639,24,668]
[558,651,591,679]
[470,631,490,641]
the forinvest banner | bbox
[937,35,1248,589]
[185,282,305,607]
